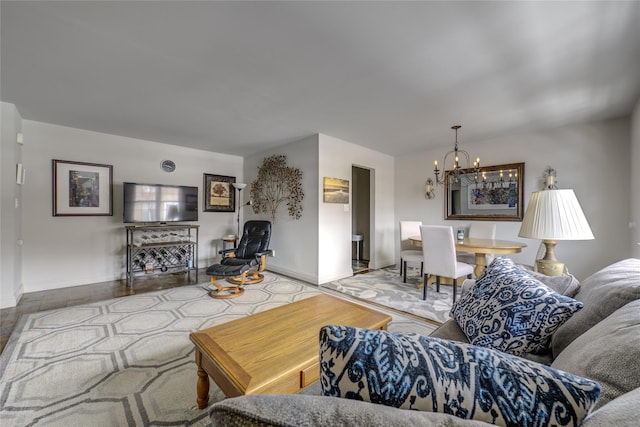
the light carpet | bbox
[0,272,436,427]
[321,266,457,324]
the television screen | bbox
[123,182,198,223]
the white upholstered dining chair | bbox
[420,225,474,302]
[456,222,497,266]
[399,221,423,283]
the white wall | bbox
[1,103,24,308]
[243,135,320,283]
[395,118,632,280]
[20,120,243,293]
[243,133,394,285]
[318,134,395,282]
[631,99,640,258]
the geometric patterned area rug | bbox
[0,272,436,426]
[321,266,457,324]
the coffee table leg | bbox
[195,350,210,409]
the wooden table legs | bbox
[473,253,487,278]
[195,350,210,410]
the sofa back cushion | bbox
[551,299,640,410]
[319,325,601,427]
[551,258,640,357]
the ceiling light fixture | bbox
[433,125,480,186]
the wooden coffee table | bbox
[189,293,392,408]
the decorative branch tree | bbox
[250,155,304,222]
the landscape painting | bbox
[323,177,349,203]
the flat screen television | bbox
[123,182,198,223]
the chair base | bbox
[227,271,264,285]
[208,276,246,299]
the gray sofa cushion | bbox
[209,394,493,426]
[429,319,470,343]
[551,258,640,357]
[523,268,581,297]
[581,387,640,427]
[551,299,640,410]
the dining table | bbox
[409,235,527,278]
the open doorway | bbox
[352,165,371,273]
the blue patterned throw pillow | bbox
[319,325,601,427]
[451,257,583,356]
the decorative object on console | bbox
[52,159,113,216]
[433,125,480,186]
[518,170,594,276]
[319,325,601,427]
[424,177,435,199]
[250,154,304,222]
[232,182,247,240]
[204,173,235,213]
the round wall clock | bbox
[160,160,176,173]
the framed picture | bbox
[52,159,113,216]
[323,177,349,203]
[203,174,236,212]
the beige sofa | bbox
[208,258,640,426]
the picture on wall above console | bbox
[52,159,113,216]
[203,173,236,212]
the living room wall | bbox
[394,117,632,280]
[318,134,395,281]
[631,99,640,259]
[19,120,243,293]
[0,103,24,308]
[243,133,394,285]
[243,135,320,284]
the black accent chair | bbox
[206,220,273,299]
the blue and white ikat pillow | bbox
[319,325,601,427]
[451,257,583,356]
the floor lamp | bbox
[232,183,247,244]
[518,189,594,276]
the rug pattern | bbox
[0,272,435,426]
[321,266,456,324]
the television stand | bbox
[125,224,199,287]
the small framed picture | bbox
[52,159,113,216]
[323,177,349,203]
[203,174,236,212]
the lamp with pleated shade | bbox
[518,189,594,276]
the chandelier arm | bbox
[432,125,480,186]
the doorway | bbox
[352,166,371,273]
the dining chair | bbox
[399,221,423,283]
[420,225,474,302]
[456,222,497,266]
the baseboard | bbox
[266,265,319,285]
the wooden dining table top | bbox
[409,235,527,254]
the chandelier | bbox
[433,125,481,186]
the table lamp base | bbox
[536,239,565,276]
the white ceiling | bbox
[2,1,640,157]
